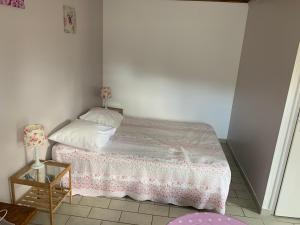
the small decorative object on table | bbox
[100,86,112,109]
[168,212,246,225]
[10,161,72,225]
[23,124,47,170]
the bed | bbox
[52,116,231,214]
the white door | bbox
[276,113,300,218]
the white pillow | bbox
[80,107,123,128]
[48,119,116,152]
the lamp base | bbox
[31,161,44,170]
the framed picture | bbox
[63,5,76,34]
[0,0,25,9]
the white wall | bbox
[0,0,102,202]
[103,0,248,138]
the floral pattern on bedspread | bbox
[52,116,231,214]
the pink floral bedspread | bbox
[52,116,231,214]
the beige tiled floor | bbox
[29,144,300,225]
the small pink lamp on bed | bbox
[100,86,112,109]
[24,124,47,170]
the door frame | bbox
[262,42,300,213]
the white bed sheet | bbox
[52,116,231,214]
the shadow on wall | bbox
[102,0,247,139]
[46,120,73,159]
[105,62,234,138]
[18,120,73,163]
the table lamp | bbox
[24,124,47,170]
[100,86,112,109]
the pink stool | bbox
[168,212,246,225]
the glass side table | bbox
[9,161,72,225]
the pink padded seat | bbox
[168,212,246,225]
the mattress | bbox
[52,116,231,214]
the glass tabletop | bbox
[19,163,66,184]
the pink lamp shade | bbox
[100,87,112,100]
[23,124,47,149]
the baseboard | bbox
[225,140,263,214]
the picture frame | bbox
[63,5,76,34]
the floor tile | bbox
[263,216,294,225]
[102,222,134,225]
[231,183,248,191]
[109,199,139,212]
[152,216,173,225]
[123,196,137,202]
[111,196,136,202]
[274,216,300,224]
[89,208,121,221]
[169,206,197,218]
[120,212,152,225]
[56,203,91,217]
[228,190,237,198]
[66,216,101,225]
[80,196,111,208]
[236,190,252,200]
[231,177,246,184]
[242,208,262,218]
[226,205,244,216]
[63,195,82,205]
[30,212,69,225]
[230,165,240,172]
[227,197,257,210]
[231,171,242,177]
[138,200,167,206]
[233,216,264,225]
[139,203,169,216]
